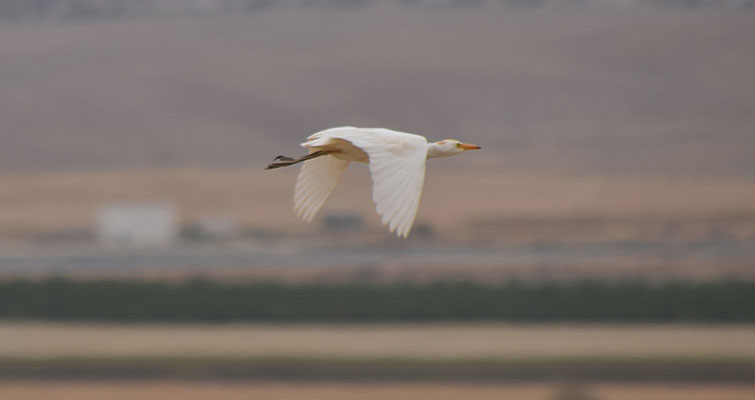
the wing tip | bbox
[294,205,317,223]
[386,220,412,238]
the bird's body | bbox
[267,127,480,237]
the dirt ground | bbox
[1,322,753,359]
[0,381,753,400]
[1,169,754,243]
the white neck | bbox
[426,142,452,159]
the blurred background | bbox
[0,0,754,399]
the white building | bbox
[96,203,177,247]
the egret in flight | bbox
[266,126,481,237]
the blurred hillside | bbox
[1,4,754,177]
[2,0,755,23]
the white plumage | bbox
[267,126,481,237]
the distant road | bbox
[0,240,752,280]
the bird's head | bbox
[427,139,481,159]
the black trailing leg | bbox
[265,150,331,170]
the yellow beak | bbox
[457,143,481,150]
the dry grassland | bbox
[1,169,754,242]
[0,381,753,400]
[1,323,753,359]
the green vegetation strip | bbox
[0,356,753,382]
[0,278,753,322]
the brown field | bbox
[0,381,753,400]
[1,322,753,359]
[1,323,753,388]
[1,168,754,243]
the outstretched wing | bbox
[330,128,428,238]
[294,150,350,222]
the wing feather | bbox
[321,128,428,237]
[293,151,350,222]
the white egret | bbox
[266,126,481,237]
